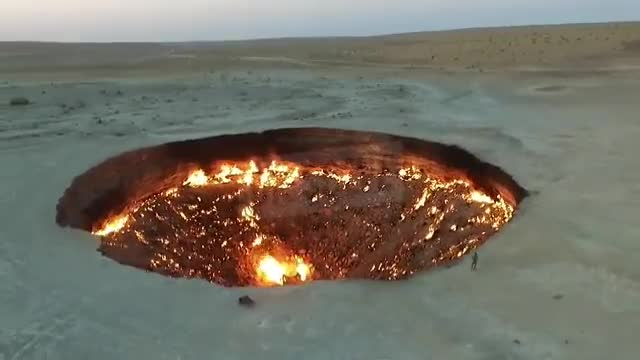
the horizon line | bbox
[1,20,637,45]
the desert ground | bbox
[1,22,640,360]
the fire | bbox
[259,161,301,188]
[164,187,178,197]
[398,166,422,180]
[93,215,129,236]
[90,160,516,287]
[183,169,208,187]
[257,256,285,284]
[312,170,351,184]
[468,190,495,204]
[215,164,245,184]
[183,160,302,189]
[240,161,259,185]
[252,235,263,247]
[256,255,312,285]
[295,257,311,281]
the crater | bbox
[56,128,527,287]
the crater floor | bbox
[56,131,524,287]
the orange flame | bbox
[257,255,286,285]
[183,169,208,187]
[93,215,129,236]
[468,190,494,204]
[256,255,312,285]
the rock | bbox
[238,295,255,307]
[9,97,30,106]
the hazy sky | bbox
[2,0,639,42]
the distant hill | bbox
[1,22,639,74]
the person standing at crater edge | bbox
[471,252,478,271]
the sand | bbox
[1,22,639,360]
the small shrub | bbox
[9,97,30,106]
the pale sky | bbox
[2,0,638,42]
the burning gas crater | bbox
[56,128,527,287]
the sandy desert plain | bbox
[1,22,640,360]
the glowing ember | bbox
[58,128,527,288]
